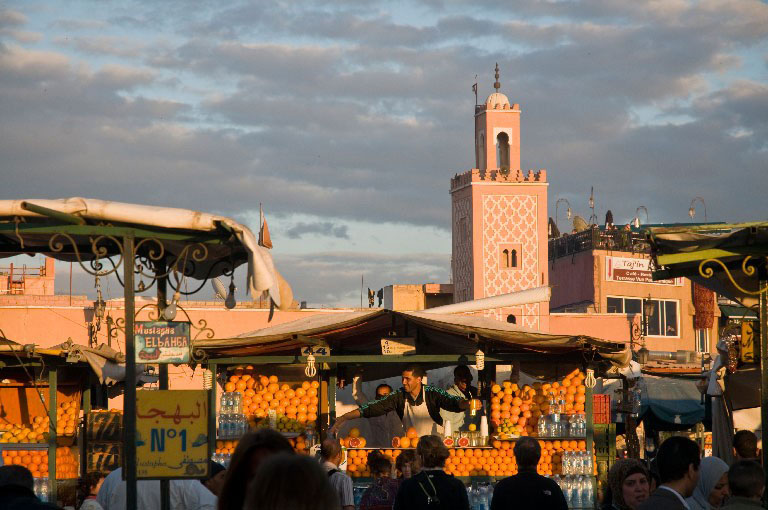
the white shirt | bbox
[97,468,217,510]
[659,485,691,510]
[322,460,355,507]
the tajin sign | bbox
[605,256,682,286]
[135,390,209,479]
[134,321,190,364]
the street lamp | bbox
[555,198,572,232]
[637,296,655,364]
[588,187,597,225]
[689,197,707,221]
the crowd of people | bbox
[0,428,764,510]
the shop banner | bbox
[134,321,190,364]
[135,390,209,479]
[605,256,683,286]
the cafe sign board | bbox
[135,390,209,479]
[135,321,190,364]
[605,256,683,286]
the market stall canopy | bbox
[648,222,768,307]
[194,309,630,378]
[601,375,705,428]
[0,338,154,386]
[0,198,291,308]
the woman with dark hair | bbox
[360,450,400,510]
[601,459,651,510]
[395,449,420,479]
[243,453,339,510]
[393,435,469,510]
[217,429,294,510]
[78,472,104,510]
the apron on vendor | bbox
[330,364,479,439]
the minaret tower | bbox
[450,65,549,329]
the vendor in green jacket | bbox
[330,364,480,438]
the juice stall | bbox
[194,308,630,509]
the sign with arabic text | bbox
[605,256,683,286]
[135,390,209,479]
[134,321,190,364]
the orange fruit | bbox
[268,375,278,384]
[406,427,418,439]
[399,437,411,449]
[224,382,236,392]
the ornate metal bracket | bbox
[699,256,768,296]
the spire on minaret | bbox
[493,63,501,92]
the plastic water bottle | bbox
[581,477,594,509]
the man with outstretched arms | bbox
[330,364,480,437]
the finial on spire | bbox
[493,63,501,92]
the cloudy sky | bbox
[1,1,767,306]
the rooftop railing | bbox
[548,227,651,260]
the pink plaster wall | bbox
[549,251,596,310]
[549,313,637,344]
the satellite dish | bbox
[573,215,589,232]
[211,278,227,300]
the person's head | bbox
[217,429,294,510]
[395,449,419,479]
[513,437,541,470]
[402,365,425,394]
[0,465,33,491]
[367,450,393,479]
[243,453,339,510]
[81,471,105,495]
[692,457,729,507]
[656,436,700,497]
[375,384,393,400]
[202,461,227,497]
[453,366,473,393]
[416,435,450,469]
[607,459,650,510]
[728,460,765,501]
[733,430,759,460]
[320,438,343,466]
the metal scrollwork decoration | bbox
[49,233,124,277]
[698,256,768,296]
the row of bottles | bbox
[211,452,231,468]
[554,475,594,509]
[561,451,593,476]
[218,392,248,439]
[468,478,594,510]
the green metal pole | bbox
[47,367,57,503]
[156,260,170,510]
[82,382,91,480]
[123,236,137,510]
[759,279,767,508]
[585,375,595,509]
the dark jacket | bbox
[722,496,764,510]
[491,469,568,510]
[637,487,688,510]
[359,385,464,426]
[0,484,63,510]
[393,470,469,510]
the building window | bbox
[496,132,510,171]
[695,329,709,353]
[606,296,679,337]
[499,244,521,270]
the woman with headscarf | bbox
[601,459,650,510]
[686,456,730,510]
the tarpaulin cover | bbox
[601,375,704,427]
[648,222,768,307]
[194,309,630,371]
[0,198,291,309]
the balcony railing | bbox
[548,228,651,260]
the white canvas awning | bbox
[0,198,292,308]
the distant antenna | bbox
[493,63,501,92]
[472,75,478,106]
